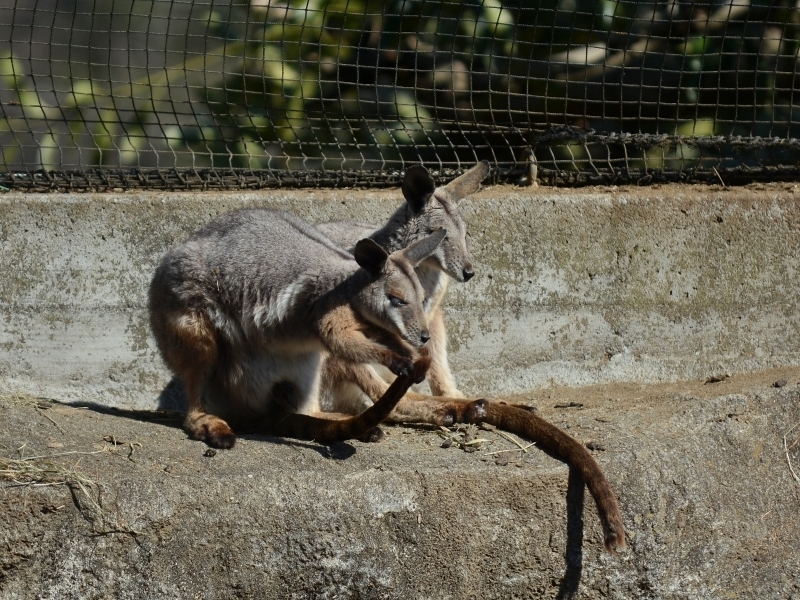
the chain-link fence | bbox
[1,0,798,190]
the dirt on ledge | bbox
[2,367,800,599]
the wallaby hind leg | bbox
[157,310,237,449]
[385,393,488,427]
[424,306,462,397]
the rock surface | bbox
[2,183,800,598]
[2,368,799,599]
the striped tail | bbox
[470,401,626,554]
[273,356,431,443]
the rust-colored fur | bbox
[469,402,626,554]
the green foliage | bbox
[1,0,799,172]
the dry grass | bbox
[1,392,101,510]
[0,392,144,535]
[0,450,105,516]
[0,449,142,534]
[436,424,491,452]
[784,422,800,489]
[0,391,57,406]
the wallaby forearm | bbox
[316,304,417,376]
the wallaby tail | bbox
[474,402,626,555]
[273,356,432,443]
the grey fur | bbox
[317,161,489,402]
[149,208,445,424]
[319,161,489,287]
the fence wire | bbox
[1,0,799,190]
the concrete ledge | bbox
[1,371,799,598]
[2,184,800,598]
[2,183,800,406]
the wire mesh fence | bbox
[1,0,799,190]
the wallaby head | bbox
[351,228,447,348]
[401,160,489,283]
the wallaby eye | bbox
[388,296,407,307]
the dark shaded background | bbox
[1,0,798,187]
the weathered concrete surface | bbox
[2,183,800,407]
[2,369,799,599]
[2,183,800,598]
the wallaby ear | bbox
[354,238,390,277]
[401,228,448,267]
[443,160,490,200]
[402,165,436,214]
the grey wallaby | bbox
[317,161,489,421]
[148,208,445,449]
[318,163,626,554]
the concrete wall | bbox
[2,184,799,407]
[3,184,800,599]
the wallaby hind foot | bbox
[186,410,236,449]
[148,307,237,449]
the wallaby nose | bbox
[420,330,431,345]
[462,267,475,281]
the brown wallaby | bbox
[317,161,489,412]
[319,164,626,554]
[148,208,446,449]
[315,161,533,424]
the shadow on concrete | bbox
[64,380,358,461]
[156,377,187,412]
[557,467,585,600]
[63,399,185,428]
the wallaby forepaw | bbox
[387,355,415,379]
[411,355,432,384]
[463,399,489,423]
